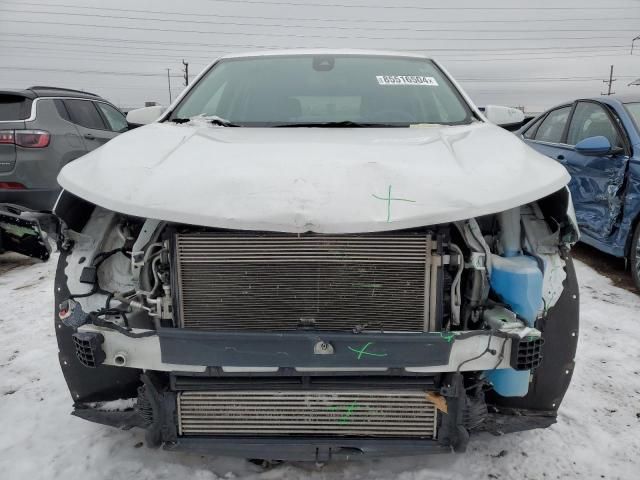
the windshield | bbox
[170,55,473,127]
[625,102,640,131]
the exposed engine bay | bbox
[50,188,579,460]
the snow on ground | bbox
[0,253,638,480]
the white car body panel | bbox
[57,120,569,233]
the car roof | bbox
[571,94,639,106]
[539,94,640,114]
[218,48,432,60]
[0,86,101,101]
[606,94,640,104]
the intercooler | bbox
[173,231,444,332]
[177,390,438,438]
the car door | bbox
[62,99,117,151]
[522,105,573,165]
[559,100,630,240]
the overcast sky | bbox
[1,0,639,112]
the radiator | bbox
[174,232,439,332]
[177,390,438,438]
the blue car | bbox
[519,96,640,289]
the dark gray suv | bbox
[0,86,128,211]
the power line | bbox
[0,41,631,69]
[1,31,629,53]
[1,46,632,71]
[0,37,629,62]
[0,45,633,72]
[1,17,632,42]
[462,75,635,81]
[5,0,640,23]
[0,64,633,84]
[0,65,184,78]
[1,48,631,68]
[0,42,223,63]
[195,0,640,10]
[445,52,630,62]
[2,7,640,34]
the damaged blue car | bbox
[519,95,640,290]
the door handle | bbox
[556,154,565,161]
[84,133,95,140]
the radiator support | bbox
[172,231,447,332]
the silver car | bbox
[0,86,128,211]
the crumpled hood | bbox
[58,122,570,233]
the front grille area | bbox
[174,232,432,331]
[177,390,438,438]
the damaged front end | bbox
[50,188,579,461]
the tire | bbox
[630,222,640,291]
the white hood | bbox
[58,122,569,233]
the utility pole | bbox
[182,59,190,86]
[601,65,616,96]
[166,68,172,104]
[631,35,640,55]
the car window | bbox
[0,94,32,121]
[624,102,640,131]
[534,106,571,144]
[53,99,71,121]
[522,116,544,139]
[171,55,473,126]
[63,99,107,130]
[567,102,621,148]
[96,102,128,132]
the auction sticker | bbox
[376,75,438,86]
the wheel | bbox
[630,222,640,291]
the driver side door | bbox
[561,101,630,240]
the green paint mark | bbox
[348,342,388,359]
[439,332,456,343]
[372,185,416,222]
[329,401,360,424]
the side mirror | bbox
[575,136,612,156]
[483,105,526,129]
[125,105,166,126]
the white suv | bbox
[1,51,579,462]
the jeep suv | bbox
[0,86,128,211]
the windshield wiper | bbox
[204,115,242,127]
[169,115,241,127]
[272,120,405,128]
